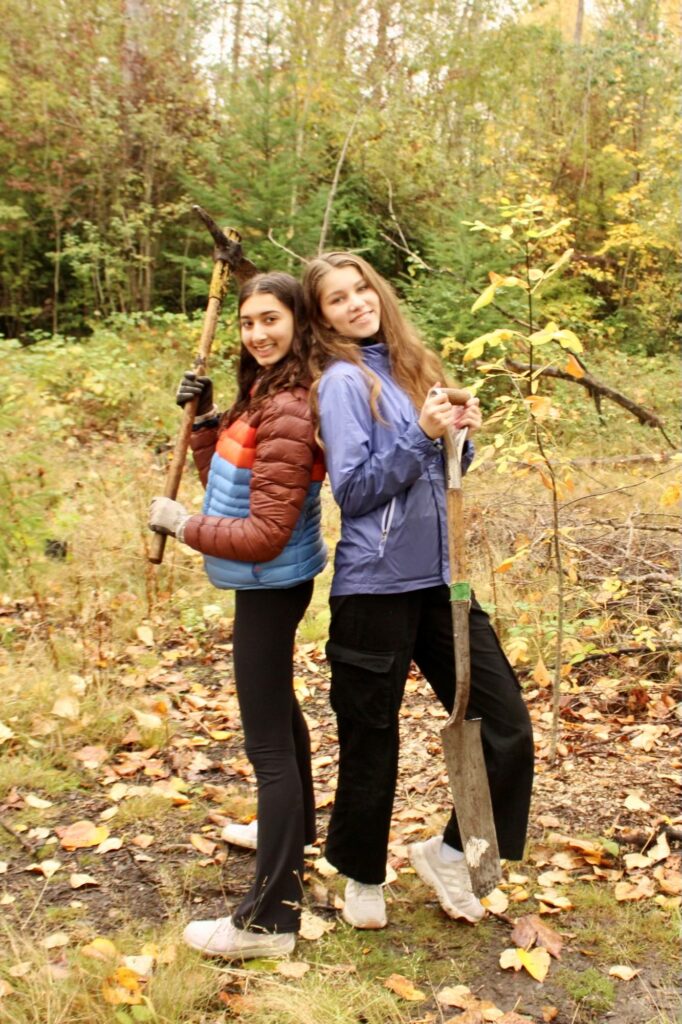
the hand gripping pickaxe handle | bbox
[148,208,258,564]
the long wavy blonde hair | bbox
[303,252,445,423]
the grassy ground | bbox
[0,320,679,1023]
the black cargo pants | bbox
[324,585,534,885]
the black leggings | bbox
[230,580,315,933]
[325,586,534,884]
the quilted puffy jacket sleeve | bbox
[189,424,219,488]
[182,388,316,562]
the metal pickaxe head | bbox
[192,205,259,285]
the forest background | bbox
[0,1,680,1024]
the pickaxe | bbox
[148,206,258,565]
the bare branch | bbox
[266,229,309,266]
[504,357,676,447]
[318,103,365,255]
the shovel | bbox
[438,387,501,899]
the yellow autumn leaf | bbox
[524,395,553,421]
[518,946,551,981]
[132,708,164,730]
[0,721,15,744]
[69,873,99,889]
[494,558,516,574]
[190,834,217,857]
[528,322,558,346]
[24,793,53,809]
[463,336,487,361]
[471,282,498,313]
[122,955,155,978]
[481,887,509,914]
[553,329,583,353]
[51,695,80,720]
[505,636,530,666]
[97,836,123,855]
[136,625,155,647]
[564,353,585,378]
[532,657,552,687]
[8,962,32,979]
[40,931,70,950]
[25,859,62,879]
[81,937,119,961]
[499,947,524,971]
[151,778,190,804]
[102,966,144,1005]
[298,910,335,940]
[277,961,310,979]
[384,973,426,1001]
[436,984,473,1007]
[58,820,110,851]
[623,792,650,812]
[660,483,680,508]
[609,965,639,981]
[500,947,551,982]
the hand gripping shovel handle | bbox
[149,218,249,565]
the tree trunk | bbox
[52,210,61,335]
[573,0,584,45]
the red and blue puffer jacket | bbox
[184,386,326,590]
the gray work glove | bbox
[175,371,215,417]
[148,497,190,542]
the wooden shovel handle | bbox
[149,233,241,565]
[443,424,471,726]
[434,386,471,406]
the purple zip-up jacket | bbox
[318,342,473,596]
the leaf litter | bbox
[0,626,679,1022]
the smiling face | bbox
[239,292,295,366]
[317,265,382,340]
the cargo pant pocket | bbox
[326,641,397,729]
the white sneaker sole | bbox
[408,845,483,924]
[184,933,296,959]
[222,826,318,857]
[337,909,382,933]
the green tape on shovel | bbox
[450,581,471,602]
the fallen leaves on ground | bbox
[437,984,502,1020]
[384,973,426,1001]
[298,910,335,941]
[101,965,145,1005]
[510,914,563,958]
[56,820,109,851]
[499,946,551,982]
[276,961,310,979]
[609,965,640,981]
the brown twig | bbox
[617,827,682,848]
[0,816,34,852]
[504,357,676,448]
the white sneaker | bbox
[408,837,485,923]
[183,915,296,959]
[221,819,318,856]
[221,820,259,849]
[342,879,387,929]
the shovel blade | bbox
[441,718,501,898]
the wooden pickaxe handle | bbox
[149,213,257,565]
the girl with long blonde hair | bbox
[302,251,533,930]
